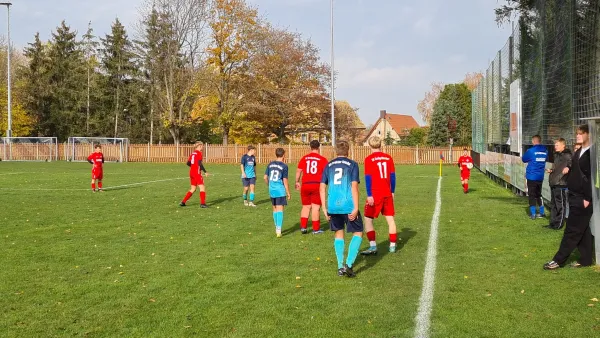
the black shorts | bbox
[242,177,256,187]
[329,212,364,233]
[271,197,288,206]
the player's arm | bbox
[295,165,303,190]
[200,161,207,175]
[283,166,291,199]
[320,170,330,220]
[349,164,360,221]
[390,161,396,199]
[521,148,532,163]
[101,154,105,163]
[263,166,269,185]
[87,154,93,165]
[240,157,247,178]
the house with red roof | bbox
[362,110,420,145]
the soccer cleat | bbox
[344,264,356,278]
[537,213,546,219]
[200,204,208,208]
[312,230,324,235]
[530,214,536,220]
[243,200,249,206]
[179,202,186,207]
[337,268,345,277]
[301,228,308,235]
[98,189,104,193]
[248,202,257,207]
[276,229,282,238]
[389,245,397,253]
[543,260,560,270]
[360,247,378,256]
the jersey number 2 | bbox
[306,160,318,175]
[377,162,388,179]
[333,168,343,185]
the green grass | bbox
[0,162,598,337]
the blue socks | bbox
[346,236,363,268]
[249,193,255,202]
[243,194,247,201]
[530,206,536,217]
[273,211,283,229]
[540,206,545,216]
[334,238,345,269]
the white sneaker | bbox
[244,200,249,206]
[248,202,257,207]
[276,230,282,238]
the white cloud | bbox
[336,56,430,89]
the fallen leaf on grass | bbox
[591,298,599,302]
[521,290,525,294]
[589,304,595,307]
[464,276,468,279]
[296,285,302,288]
[149,298,156,303]
[486,293,492,297]
[184,326,192,329]
[296,276,301,280]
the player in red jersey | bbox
[87,144,105,192]
[360,136,398,254]
[295,140,328,234]
[180,142,209,208]
[457,148,473,194]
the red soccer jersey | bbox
[87,152,104,169]
[298,153,328,185]
[458,155,473,172]
[364,151,395,197]
[188,150,203,176]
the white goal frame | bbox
[67,137,129,163]
[1,137,59,161]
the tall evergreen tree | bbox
[82,22,100,134]
[21,33,50,136]
[100,18,137,139]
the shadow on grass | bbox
[355,227,417,274]
[255,198,272,206]
[209,195,240,206]
[283,222,301,236]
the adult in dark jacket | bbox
[545,138,572,230]
[522,135,549,219]
[544,124,594,269]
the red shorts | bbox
[300,185,321,206]
[190,174,204,186]
[92,168,103,180]
[461,170,471,180]
[364,195,395,218]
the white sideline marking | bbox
[0,177,185,191]
[414,176,442,338]
[0,172,29,176]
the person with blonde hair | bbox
[180,141,209,208]
[361,136,398,255]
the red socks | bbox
[389,233,397,244]
[367,231,376,242]
[182,192,193,203]
[312,220,320,232]
[200,192,206,205]
[98,182,103,190]
[463,184,468,192]
[300,217,308,229]
[91,183,96,191]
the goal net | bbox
[0,137,58,161]
[67,137,129,162]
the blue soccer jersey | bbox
[265,161,288,198]
[321,157,360,215]
[241,154,257,178]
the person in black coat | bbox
[545,138,572,230]
[544,125,594,269]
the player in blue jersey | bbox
[264,148,291,237]
[241,145,257,207]
[320,140,363,278]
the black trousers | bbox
[527,180,543,207]
[553,205,593,266]
[549,186,568,229]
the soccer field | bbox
[1,162,599,337]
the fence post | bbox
[235,144,238,163]
[449,144,453,163]
[351,144,355,160]
[416,145,419,165]
[288,143,291,163]
[176,143,180,163]
[147,143,150,162]
[258,144,262,163]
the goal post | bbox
[67,137,129,162]
[0,137,58,161]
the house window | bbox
[322,135,328,143]
[301,133,308,143]
[378,130,381,135]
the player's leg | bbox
[330,215,346,276]
[276,204,285,236]
[382,196,398,252]
[248,182,256,207]
[310,203,322,234]
[463,177,469,193]
[199,183,207,208]
[361,199,380,255]
[242,180,249,205]
[98,179,103,192]
[536,182,545,217]
[300,188,310,233]
[344,213,364,277]
[180,184,196,206]
[526,180,537,219]
[91,178,96,192]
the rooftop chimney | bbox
[380,110,387,119]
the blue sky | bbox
[4,0,512,126]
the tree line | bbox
[0,0,361,144]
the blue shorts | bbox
[242,177,256,187]
[271,197,288,206]
[329,212,364,233]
